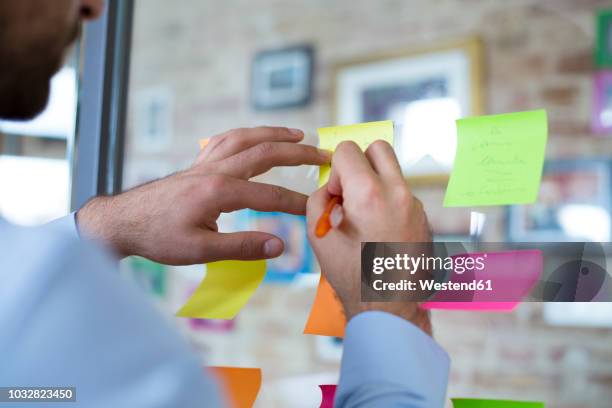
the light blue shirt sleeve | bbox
[0,215,449,407]
[45,212,79,238]
[0,218,223,408]
[336,311,450,408]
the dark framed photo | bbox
[592,71,612,134]
[508,160,612,242]
[251,45,314,110]
[596,9,612,67]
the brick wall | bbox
[125,1,612,406]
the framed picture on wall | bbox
[508,160,612,242]
[595,9,612,67]
[124,256,167,297]
[245,210,314,283]
[333,37,484,182]
[251,45,314,110]
[593,72,612,134]
[216,209,314,282]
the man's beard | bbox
[0,21,80,121]
[0,66,54,120]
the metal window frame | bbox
[71,0,134,210]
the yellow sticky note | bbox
[318,120,394,187]
[199,138,210,150]
[176,260,266,320]
[444,109,548,207]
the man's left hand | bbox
[76,126,330,265]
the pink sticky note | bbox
[319,385,337,408]
[421,250,542,312]
[189,318,236,333]
[421,301,518,312]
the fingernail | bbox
[318,148,333,161]
[263,238,283,258]
[289,128,303,137]
[330,204,344,228]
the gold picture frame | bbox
[332,37,485,186]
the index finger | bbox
[215,142,331,180]
[215,177,308,215]
[327,141,378,197]
[203,126,304,162]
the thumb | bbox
[327,164,343,197]
[208,231,284,261]
[306,185,331,231]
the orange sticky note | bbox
[304,275,346,337]
[209,367,262,408]
[199,138,210,150]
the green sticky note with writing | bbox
[452,399,545,408]
[444,109,548,207]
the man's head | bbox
[0,0,104,120]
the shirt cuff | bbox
[46,212,80,240]
[337,311,450,407]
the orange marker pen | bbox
[315,196,342,238]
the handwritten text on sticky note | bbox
[444,110,548,207]
[176,260,266,320]
[318,120,394,187]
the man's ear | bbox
[79,0,104,21]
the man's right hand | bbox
[307,140,432,334]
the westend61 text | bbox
[372,279,493,292]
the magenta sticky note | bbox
[319,385,337,408]
[421,250,542,311]
[189,318,236,332]
[421,301,518,312]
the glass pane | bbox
[0,54,77,225]
[123,2,612,406]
